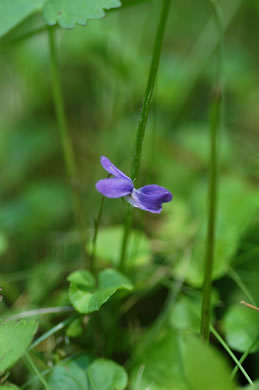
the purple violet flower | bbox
[96,156,173,214]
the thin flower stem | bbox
[25,352,52,390]
[91,195,105,274]
[131,0,170,183]
[119,0,170,271]
[47,27,86,259]
[200,0,223,341]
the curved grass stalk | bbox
[119,0,171,271]
[231,336,259,380]
[25,352,52,390]
[4,306,74,322]
[29,317,74,351]
[211,326,253,385]
[190,300,254,385]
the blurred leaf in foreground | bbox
[0,320,38,372]
[130,331,236,390]
[241,380,259,390]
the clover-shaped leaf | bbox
[43,0,121,29]
[68,268,133,314]
[48,358,128,390]
[48,361,88,390]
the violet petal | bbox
[126,185,172,214]
[96,178,133,198]
[100,156,131,181]
[137,185,173,203]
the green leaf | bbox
[0,0,45,38]
[130,331,236,390]
[0,386,20,390]
[48,358,127,390]
[68,268,133,314]
[43,0,121,29]
[0,320,38,372]
[87,225,151,266]
[48,361,88,390]
[222,304,259,353]
[67,270,95,288]
[88,359,128,390]
[173,177,259,286]
[183,335,236,390]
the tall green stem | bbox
[119,0,171,270]
[200,0,223,341]
[48,27,86,258]
[131,0,170,182]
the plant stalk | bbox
[200,90,220,340]
[200,1,223,341]
[119,0,171,271]
[48,27,86,258]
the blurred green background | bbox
[0,0,259,386]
